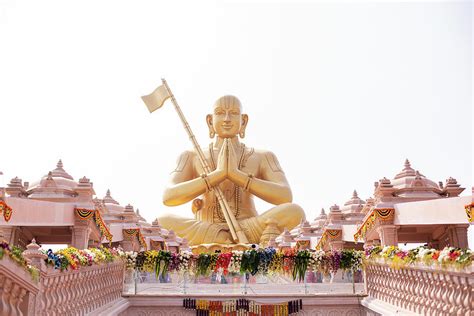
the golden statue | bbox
[158,95,305,246]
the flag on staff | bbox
[141,84,171,113]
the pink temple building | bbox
[0,160,187,252]
[279,159,470,251]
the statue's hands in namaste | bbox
[213,139,229,184]
[212,139,248,188]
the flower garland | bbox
[75,208,94,220]
[364,245,473,270]
[74,208,113,243]
[0,200,13,222]
[44,246,124,271]
[315,229,341,250]
[0,242,39,281]
[37,244,472,280]
[465,202,473,223]
[94,211,113,243]
[122,228,147,250]
[353,208,395,242]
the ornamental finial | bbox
[404,158,411,169]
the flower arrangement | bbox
[214,252,232,275]
[268,251,283,274]
[44,246,124,271]
[292,249,310,282]
[365,245,473,270]
[228,251,242,274]
[240,248,259,275]
[178,251,193,273]
[0,242,39,281]
[154,250,172,278]
[31,244,473,281]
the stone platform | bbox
[117,292,366,316]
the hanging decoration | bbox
[75,208,95,220]
[183,298,303,315]
[326,229,341,239]
[464,202,473,223]
[94,211,113,243]
[122,228,147,250]
[74,208,113,243]
[353,208,395,242]
[295,240,310,250]
[0,200,13,222]
[315,229,341,250]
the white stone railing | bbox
[364,261,473,315]
[35,261,125,315]
[0,255,39,316]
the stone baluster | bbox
[0,243,41,316]
[364,262,473,315]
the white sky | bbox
[1,1,472,246]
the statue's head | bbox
[207,95,248,139]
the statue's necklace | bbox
[208,142,246,222]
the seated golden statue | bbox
[159,95,305,245]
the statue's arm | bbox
[229,151,293,205]
[163,151,225,206]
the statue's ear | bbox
[206,114,215,138]
[239,114,249,139]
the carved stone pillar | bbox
[330,241,344,251]
[376,225,398,246]
[446,225,469,248]
[0,226,16,244]
[121,240,133,252]
[71,226,91,249]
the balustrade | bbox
[35,260,125,315]
[0,255,39,316]
[364,261,473,315]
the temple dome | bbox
[103,189,125,213]
[26,160,78,198]
[390,159,440,192]
[311,208,327,228]
[343,190,365,206]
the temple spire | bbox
[404,158,411,170]
[49,159,73,180]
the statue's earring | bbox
[239,130,245,138]
[209,129,215,138]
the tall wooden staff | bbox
[141,79,249,244]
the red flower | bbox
[448,251,459,260]
[432,251,440,260]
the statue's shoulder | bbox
[253,149,283,172]
[173,149,197,172]
[176,149,197,159]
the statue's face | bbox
[209,95,247,138]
